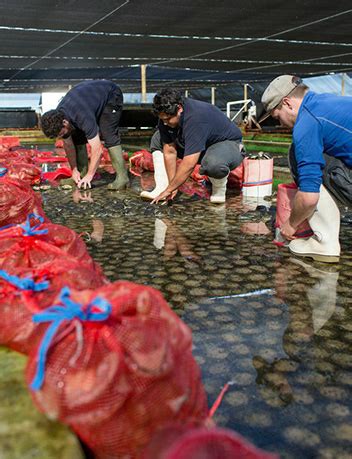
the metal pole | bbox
[141,64,147,103]
[185,90,189,98]
[342,73,345,96]
[244,84,248,111]
[211,87,216,105]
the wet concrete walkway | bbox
[0,348,84,459]
[39,171,352,459]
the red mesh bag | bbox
[0,269,52,354]
[0,136,20,148]
[42,167,72,183]
[130,150,154,171]
[0,214,94,270]
[0,150,34,164]
[8,259,108,309]
[0,261,107,355]
[227,162,244,189]
[0,175,46,227]
[26,282,208,458]
[189,164,208,184]
[142,425,278,459]
[275,183,314,239]
[0,162,42,185]
[179,180,210,199]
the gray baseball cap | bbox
[260,75,302,121]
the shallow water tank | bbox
[0,108,38,128]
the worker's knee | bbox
[200,159,229,179]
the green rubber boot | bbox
[107,145,130,190]
[76,144,88,177]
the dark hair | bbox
[152,88,184,116]
[40,110,65,138]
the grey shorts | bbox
[150,130,243,179]
[199,140,244,179]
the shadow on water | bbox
[40,171,352,459]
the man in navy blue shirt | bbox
[151,88,243,204]
[261,75,352,262]
[41,80,129,190]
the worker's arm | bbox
[280,190,319,240]
[63,137,81,183]
[152,151,200,203]
[163,143,178,182]
[78,134,103,189]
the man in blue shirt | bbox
[261,75,352,262]
[41,80,129,190]
[150,88,244,204]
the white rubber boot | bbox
[140,150,168,200]
[289,185,340,263]
[209,174,229,203]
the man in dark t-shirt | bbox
[151,88,243,204]
[41,80,128,190]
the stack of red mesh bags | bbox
[0,140,68,184]
[0,162,42,185]
[25,282,208,458]
[0,211,107,354]
[0,144,42,185]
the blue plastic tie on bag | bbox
[0,167,7,177]
[19,213,48,237]
[0,269,49,291]
[30,286,111,391]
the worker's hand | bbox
[280,219,297,241]
[151,189,177,205]
[71,168,81,184]
[77,173,94,190]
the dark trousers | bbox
[151,131,243,178]
[71,87,123,148]
[289,144,352,206]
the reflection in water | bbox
[71,190,105,244]
[90,219,105,244]
[35,174,352,459]
[254,258,340,409]
[153,218,167,250]
[160,218,202,264]
[288,258,339,334]
[72,189,94,204]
